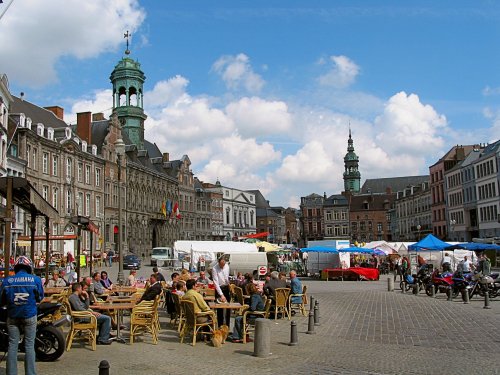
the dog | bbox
[211,324,229,348]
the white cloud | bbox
[65,89,113,124]
[482,86,500,96]
[212,53,265,93]
[318,55,360,88]
[0,0,145,86]
[225,97,292,138]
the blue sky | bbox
[1,1,500,207]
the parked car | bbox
[123,254,141,270]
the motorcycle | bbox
[469,272,496,299]
[425,269,454,297]
[400,265,432,292]
[0,302,70,361]
[451,271,474,299]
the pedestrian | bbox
[102,251,107,267]
[441,252,452,272]
[107,249,114,267]
[212,256,231,326]
[0,256,44,375]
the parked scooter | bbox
[0,302,69,361]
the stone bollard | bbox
[306,310,316,334]
[484,292,491,309]
[430,285,435,298]
[309,296,315,312]
[401,282,405,294]
[387,277,394,292]
[288,320,298,346]
[98,360,110,375]
[447,287,453,301]
[412,283,419,295]
[314,300,320,326]
[253,318,272,357]
[462,289,470,304]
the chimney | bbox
[76,112,92,144]
[162,152,169,162]
[45,106,64,120]
[92,113,105,121]
[385,187,392,195]
[455,146,465,161]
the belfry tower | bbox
[343,127,361,193]
[109,31,147,149]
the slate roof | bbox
[361,176,429,194]
[348,193,395,211]
[246,190,270,208]
[11,96,67,129]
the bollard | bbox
[253,318,272,357]
[462,289,470,304]
[309,296,315,312]
[484,292,491,309]
[412,283,419,295]
[401,282,405,294]
[288,320,298,346]
[430,285,435,298]
[306,310,316,334]
[98,360,110,375]
[314,300,320,326]
[387,277,394,292]
[447,287,453,301]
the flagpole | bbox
[0,0,15,22]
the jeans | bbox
[7,315,37,375]
[96,314,111,342]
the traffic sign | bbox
[258,265,267,276]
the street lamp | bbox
[416,224,421,241]
[115,137,125,285]
[450,219,457,241]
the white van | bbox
[150,247,174,267]
[208,252,268,276]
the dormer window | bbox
[36,123,44,136]
[81,141,87,152]
[74,138,80,145]
[65,127,71,139]
[47,128,54,140]
[91,145,97,155]
[26,118,32,130]
[19,114,26,128]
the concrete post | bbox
[288,321,298,346]
[484,292,491,309]
[447,286,453,301]
[401,282,405,294]
[309,296,315,312]
[412,283,419,295]
[253,318,272,358]
[462,289,470,304]
[430,285,435,298]
[387,277,394,292]
[314,300,320,326]
[98,360,110,375]
[306,310,316,334]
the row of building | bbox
[1,45,498,259]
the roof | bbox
[348,193,395,211]
[246,190,270,208]
[11,96,67,129]
[361,176,429,194]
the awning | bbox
[0,177,58,219]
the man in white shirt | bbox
[461,256,473,272]
[212,257,231,326]
[441,253,452,272]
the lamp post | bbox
[416,224,421,241]
[115,137,125,285]
[450,219,456,241]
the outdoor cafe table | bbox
[90,302,135,343]
[111,286,137,295]
[208,302,243,327]
[43,287,68,296]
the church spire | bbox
[343,126,361,194]
[124,30,131,55]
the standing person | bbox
[212,257,231,326]
[441,253,452,272]
[102,251,107,268]
[0,256,44,375]
[107,249,114,267]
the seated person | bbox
[167,272,180,289]
[46,270,67,288]
[196,271,209,286]
[100,271,114,291]
[68,282,113,345]
[263,271,286,302]
[180,269,191,282]
[182,279,212,323]
[234,272,245,287]
[152,267,166,283]
[89,272,107,301]
[231,283,264,343]
[288,270,303,304]
[125,270,137,287]
[173,280,186,297]
[58,269,70,286]
[139,274,162,302]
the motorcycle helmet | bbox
[14,256,33,274]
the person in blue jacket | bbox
[0,256,43,375]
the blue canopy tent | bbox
[301,246,339,253]
[444,242,500,251]
[337,247,374,254]
[408,234,451,251]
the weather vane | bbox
[124,30,131,55]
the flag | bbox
[161,201,166,217]
[173,202,181,219]
[166,199,172,215]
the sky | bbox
[1,0,500,208]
